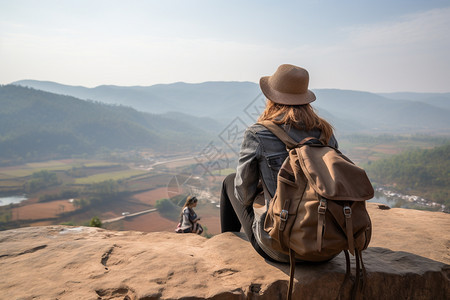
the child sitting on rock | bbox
[175,196,203,234]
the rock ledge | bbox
[0,225,448,299]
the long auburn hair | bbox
[257,100,334,144]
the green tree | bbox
[201,225,213,239]
[24,170,59,193]
[90,180,119,197]
[365,143,450,204]
[89,216,102,228]
[0,210,12,223]
[155,198,179,220]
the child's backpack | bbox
[258,121,374,300]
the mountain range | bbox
[1,80,449,164]
[0,85,219,164]
[12,80,450,135]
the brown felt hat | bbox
[260,64,316,105]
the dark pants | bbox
[220,173,274,261]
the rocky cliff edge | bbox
[0,203,449,299]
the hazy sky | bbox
[1,0,449,92]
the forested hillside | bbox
[0,85,216,165]
[12,80,260,121]
[365,143,450,206]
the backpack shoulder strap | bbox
[257,121,298,149]
[257,121,326,149]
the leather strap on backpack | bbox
[260,178,290,253]
[337,249,367,300]
[287,248,296,300]
[317,198,327,252]
[299,136,322,145]
[257,120,327,148]
[278,198,291,253]
[338,250,352,300]
[257,121,299,149]
[352,249,367,300]
[344,203,355,256]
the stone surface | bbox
[0,203,449,299]
[367,202,450,264]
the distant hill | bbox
[0,85,218,164]
[378,92,450,111]
[12,80,450,135]
[312,89,450,134]
[12,80,261,121]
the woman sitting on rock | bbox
[175,196,203,234]
[220,64,338,262]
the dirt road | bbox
[102,208,157,224]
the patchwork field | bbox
[0,156,223,236]
[73,169,149,184]
[1,135,447,234]
[11,199,76,220]
[0,159,122,180]
[132,188,171,206]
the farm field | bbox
[0,155,224,236]
[11,199,76,220]
[132,187,170,206]
[1,135,447,233]
[0,159,116,178]
[73,169,149,184]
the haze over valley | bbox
[0,81,449,234]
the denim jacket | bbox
[234,123,338,261]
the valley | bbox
[0,152,226,235]
[0,83,449,235]
[1,133,447,236]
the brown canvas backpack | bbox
[258,121,374,300]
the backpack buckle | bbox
[280,209,289,222]
[318,198,327,214]
[343,206,352,218]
